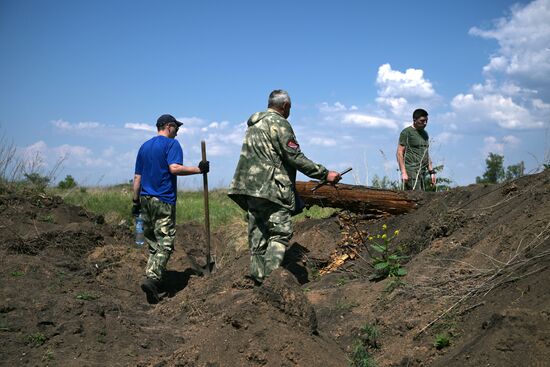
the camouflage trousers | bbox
[140,196,176,281]
[404,170,427,191]
[246,197,293,282]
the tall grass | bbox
[59,186,135,224]
[175,189,245,228]
[59,185,248,228]
[57,185,336,228]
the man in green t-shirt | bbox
[396,108,436,190]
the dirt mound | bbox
[0,171,548,366]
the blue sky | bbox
[1,0,549,189]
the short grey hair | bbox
[268,89,291,108]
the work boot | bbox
[244,274,263,287]
[141,278,161,304]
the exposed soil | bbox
[1,171,549,366]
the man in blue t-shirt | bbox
[132,114,209,304]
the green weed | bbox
[383,277,406,293]
[308,265,321,281]
[42,348,55,362]
[336,300,359,312]
[0,319,12,331]
[294,205,337,222]
[10,270,25,277]
[336,276,348,286]
[97,330,107,344]
[359,323,380,349]
[349,339,376,367]
[27,332,47,346]
[38,213,55,223]
[368,224,408,281]
[434,334,451,350]
[76,292,99,301]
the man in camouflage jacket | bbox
[228,90,341,283]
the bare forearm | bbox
[169,164,201,176]
[396,147,406,173]
[133,174,141,201]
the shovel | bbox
[201,140,216,275]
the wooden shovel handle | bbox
[201,140,212,274]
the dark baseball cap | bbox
[156,114,183,128]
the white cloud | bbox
[469,0,550,86]
[481,135,521,156]
[375,96,409,116]
[55,144,92,158]
[125,116,209,135]
[176,117,208,135]
[446,1,550,133]
[102,146,115,158]
[307,137,337,147]
[373,64,437,123]
[317,64,434,133]
[124,123,155,132]
[319,102,348,113]
[51,119,103,130]
[342,113,399,130]
[201,120,230,132]
[502,135,521,146]
[451,93,544,129]
[209,121,229,129]
[482,136,505,155]
[376,63,435,99]
[471,80,526,97]
[21,141,111,170]
[178,117,205,126]
[435,132,462,144]
[533,99,550,109]
[198,121,247,157]
[21,141,48,165]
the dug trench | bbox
[0,170,549,366]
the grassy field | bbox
[56,185,336,229]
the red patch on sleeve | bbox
[287,140,299,149]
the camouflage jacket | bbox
[228,109,328,211]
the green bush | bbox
[58,174,77,189]
[23,172,50,191]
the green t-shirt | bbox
[398,126,429,176]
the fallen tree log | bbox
[295,181,417,216]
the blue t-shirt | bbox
[134,135,183,205]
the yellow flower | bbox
[381,234,387,239]
[382,224,387,230]
[368,236,374,241]
[394,230,400,236]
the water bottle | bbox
[135,214,145,247]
